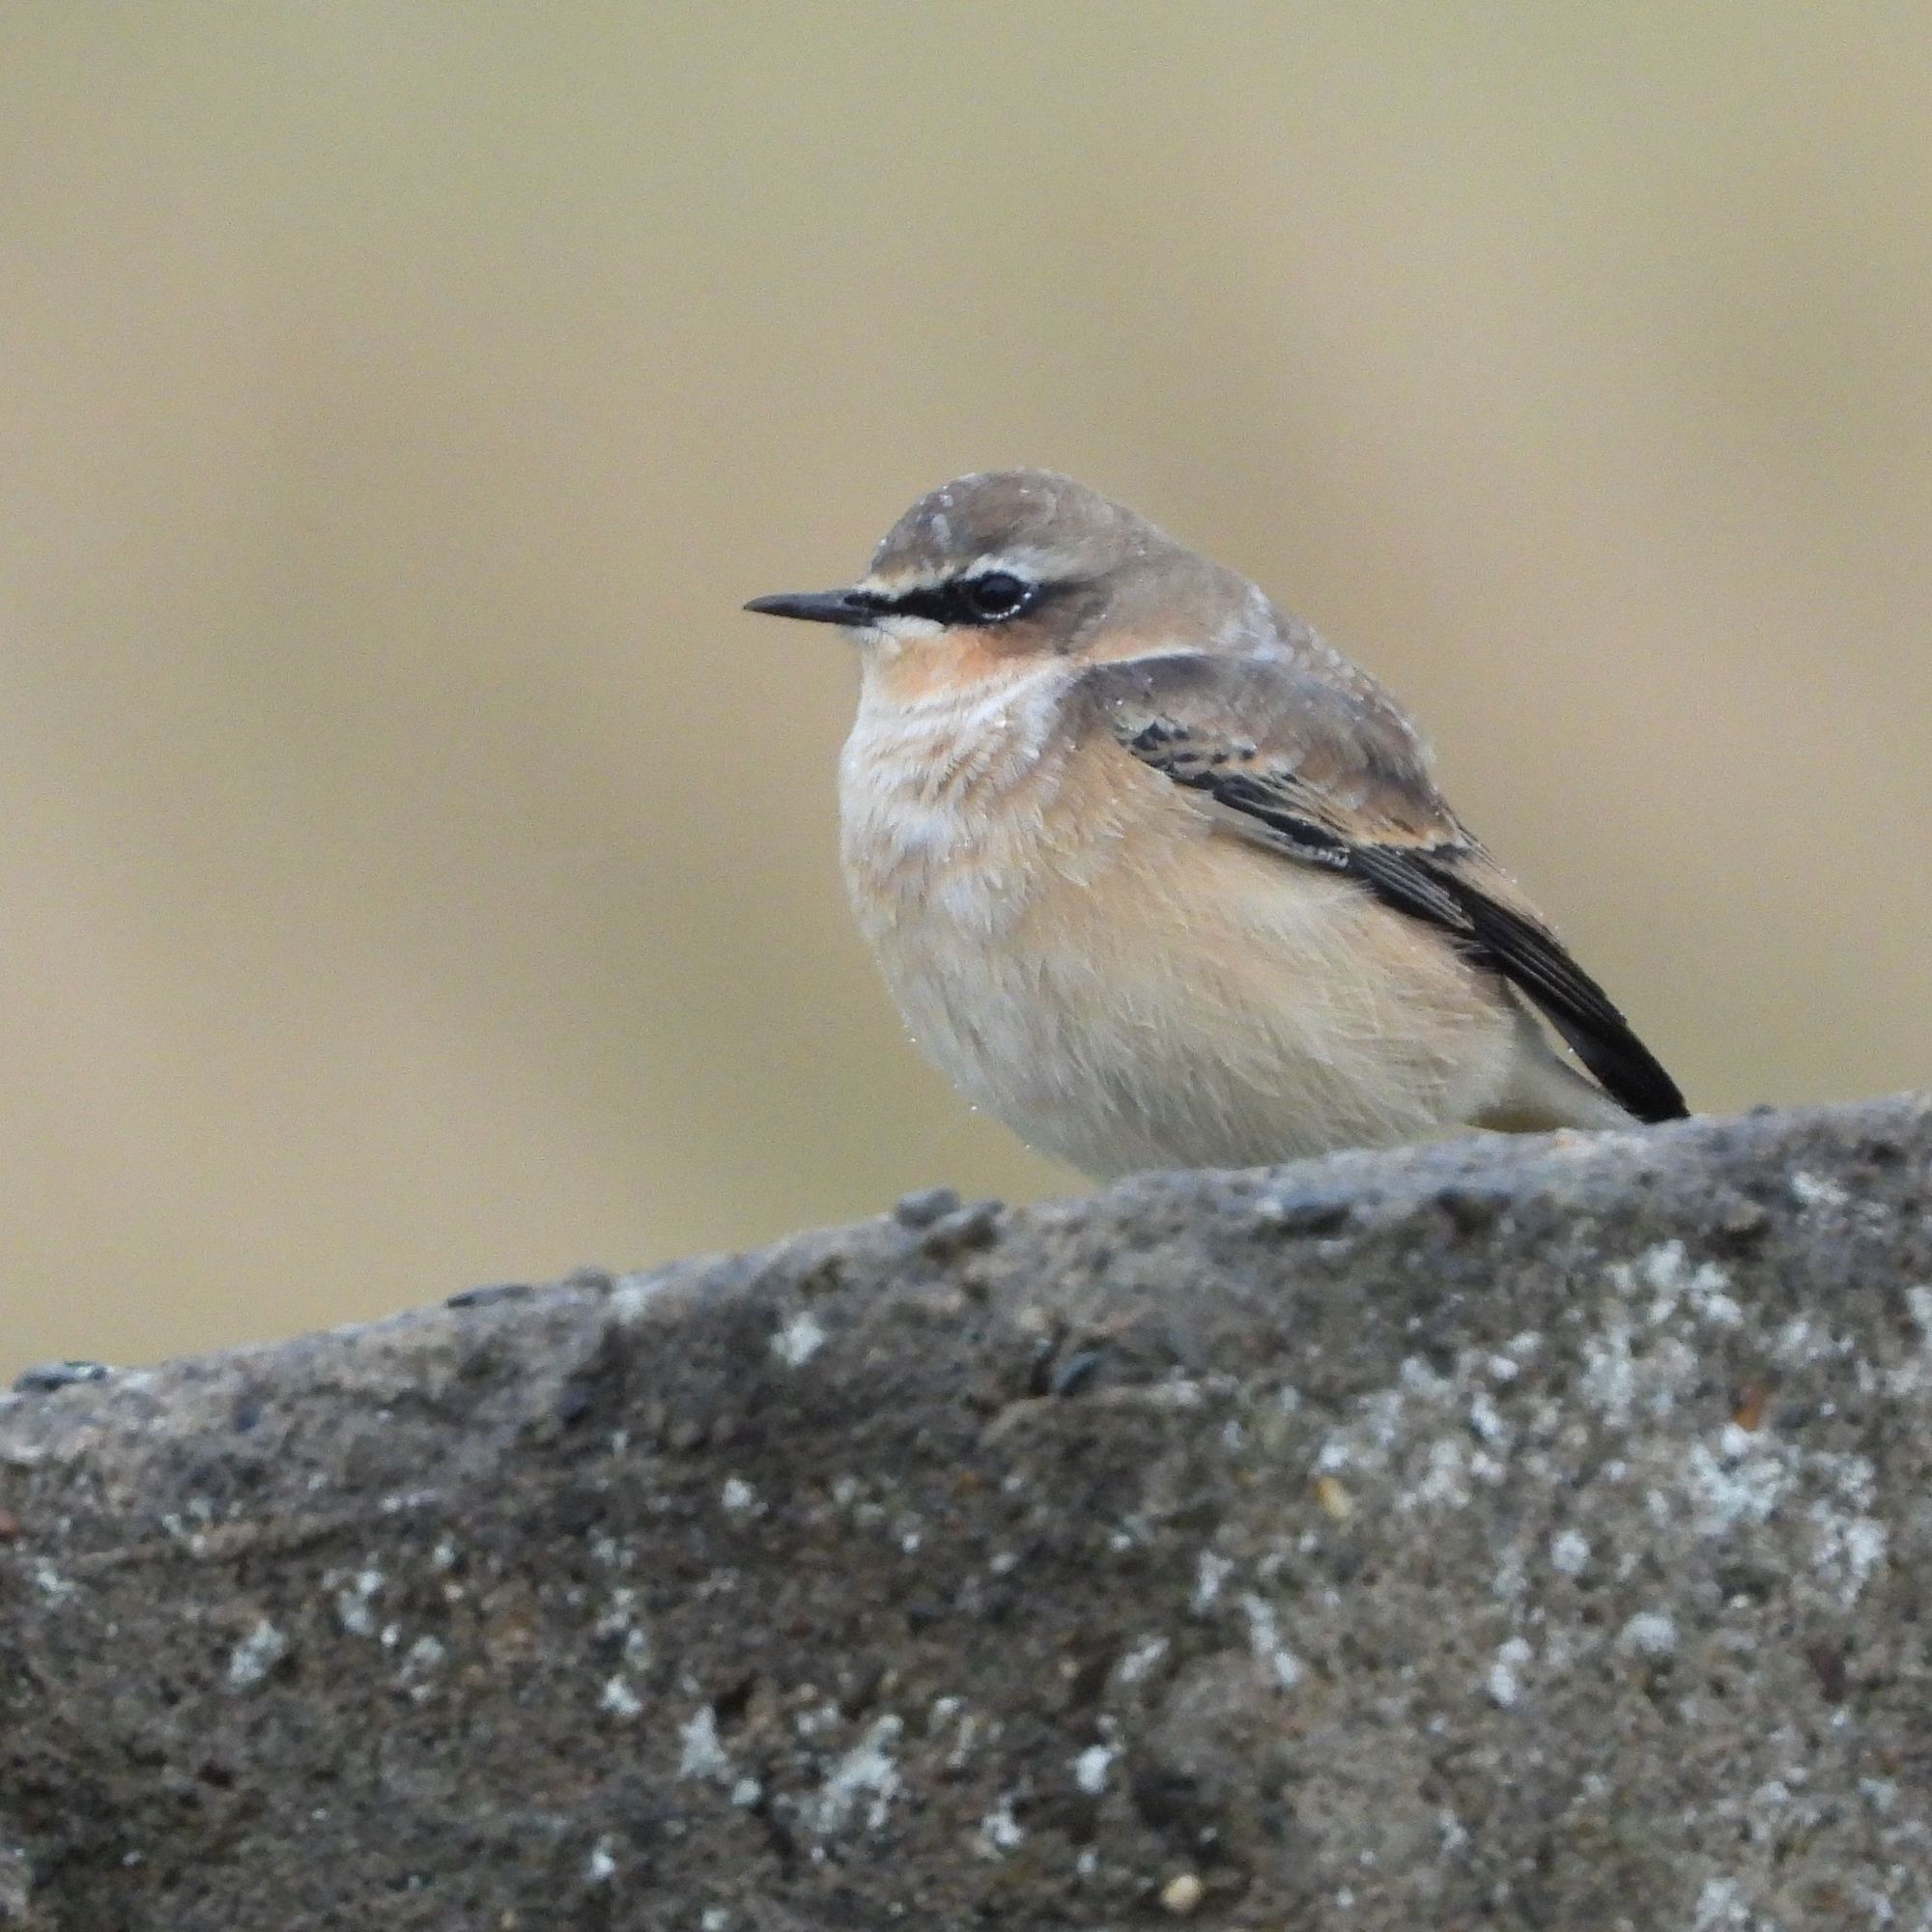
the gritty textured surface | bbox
[3,1098,1931,1931]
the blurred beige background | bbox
[1,6,1927,1377]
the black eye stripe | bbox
[854,574,1043,628]
[875,583,965,625]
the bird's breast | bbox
[838,670,1092,943]
[834,668,1514,1176]
[838,668,1226,1122]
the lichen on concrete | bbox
[2,1095,1930,1929]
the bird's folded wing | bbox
[1077,651,1687,1124]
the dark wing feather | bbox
[1080,652,1687,1124]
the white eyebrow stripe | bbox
[961,550,1050,581]
[858,548,1053,601]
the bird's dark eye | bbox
[959,571,1033,623]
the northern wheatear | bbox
[748,470,1686,1177]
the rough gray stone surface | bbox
[3,1098,1931,1931]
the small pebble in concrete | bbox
[1159,1871,1205,1914]
[920,1200,1005,1255]
[445,1282,532,1310]
[1313,1474,1354,1521]
[12,1361,112,1395]
[893,1186,961,1229]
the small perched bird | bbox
[748,470,1686,1178]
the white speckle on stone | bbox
[729,1776,763,1807]
[1860,1776,1898,1813]
[807,1716,903,1835]
[377,1488,437,1518]
[595,1587,639,1638]
[584,1835,616,1885]
[1487,1637,1533,1708]
[332,1568,383,1637]
[226,1618,289,1690]
[1810,1497,1889,1606]
[700,1911,729,1932]
[1492,1543,1527,1604]
[1631,1240,1742,1328]
[794,1700,838,1737]
[1438,1807,1469,1855]
[1073,1743,1117,1794]
[30,1562,73,1602]
[601,1675,644,1721]
[403,1634,445,1675]
[1341,1390,1403,1463]
[1192,1550,1234,1612]
[1745,1778,1794,1842]
[610,1270,669,1322]
[1400,1355,1452,1403]
[1549,1530,1590,1577]
[1694,1875,1753,1928]
[976,1793,1025,1857]
[988,1549,1019,1576]
[430,1537,459,1572]
[1686,1430,1888,1605]
[1240,1593,1303,1690]
[678,1704,729,1777]
[1117,1634,1170,1685]
[771,1310,827,1368]
[943,1710,983,1770]
[1684,1432,1790,1536]
[1620,1610,1678,1658]
[1774,1316,1818,1365]
[1687,1270,1742,1329]
[721,1477,761,1517]
[1579,1321,1636,1426]
[1409,1435,1473,1510]
[1468,1391,1513,1450]
[1790,1171,1849,1212]
[1908,1286,1932,1343]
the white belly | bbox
[838,676,1519,1177]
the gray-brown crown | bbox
[867,469,1159,585]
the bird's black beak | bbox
[744,587,877,628]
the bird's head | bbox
[747,469,1266,698]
